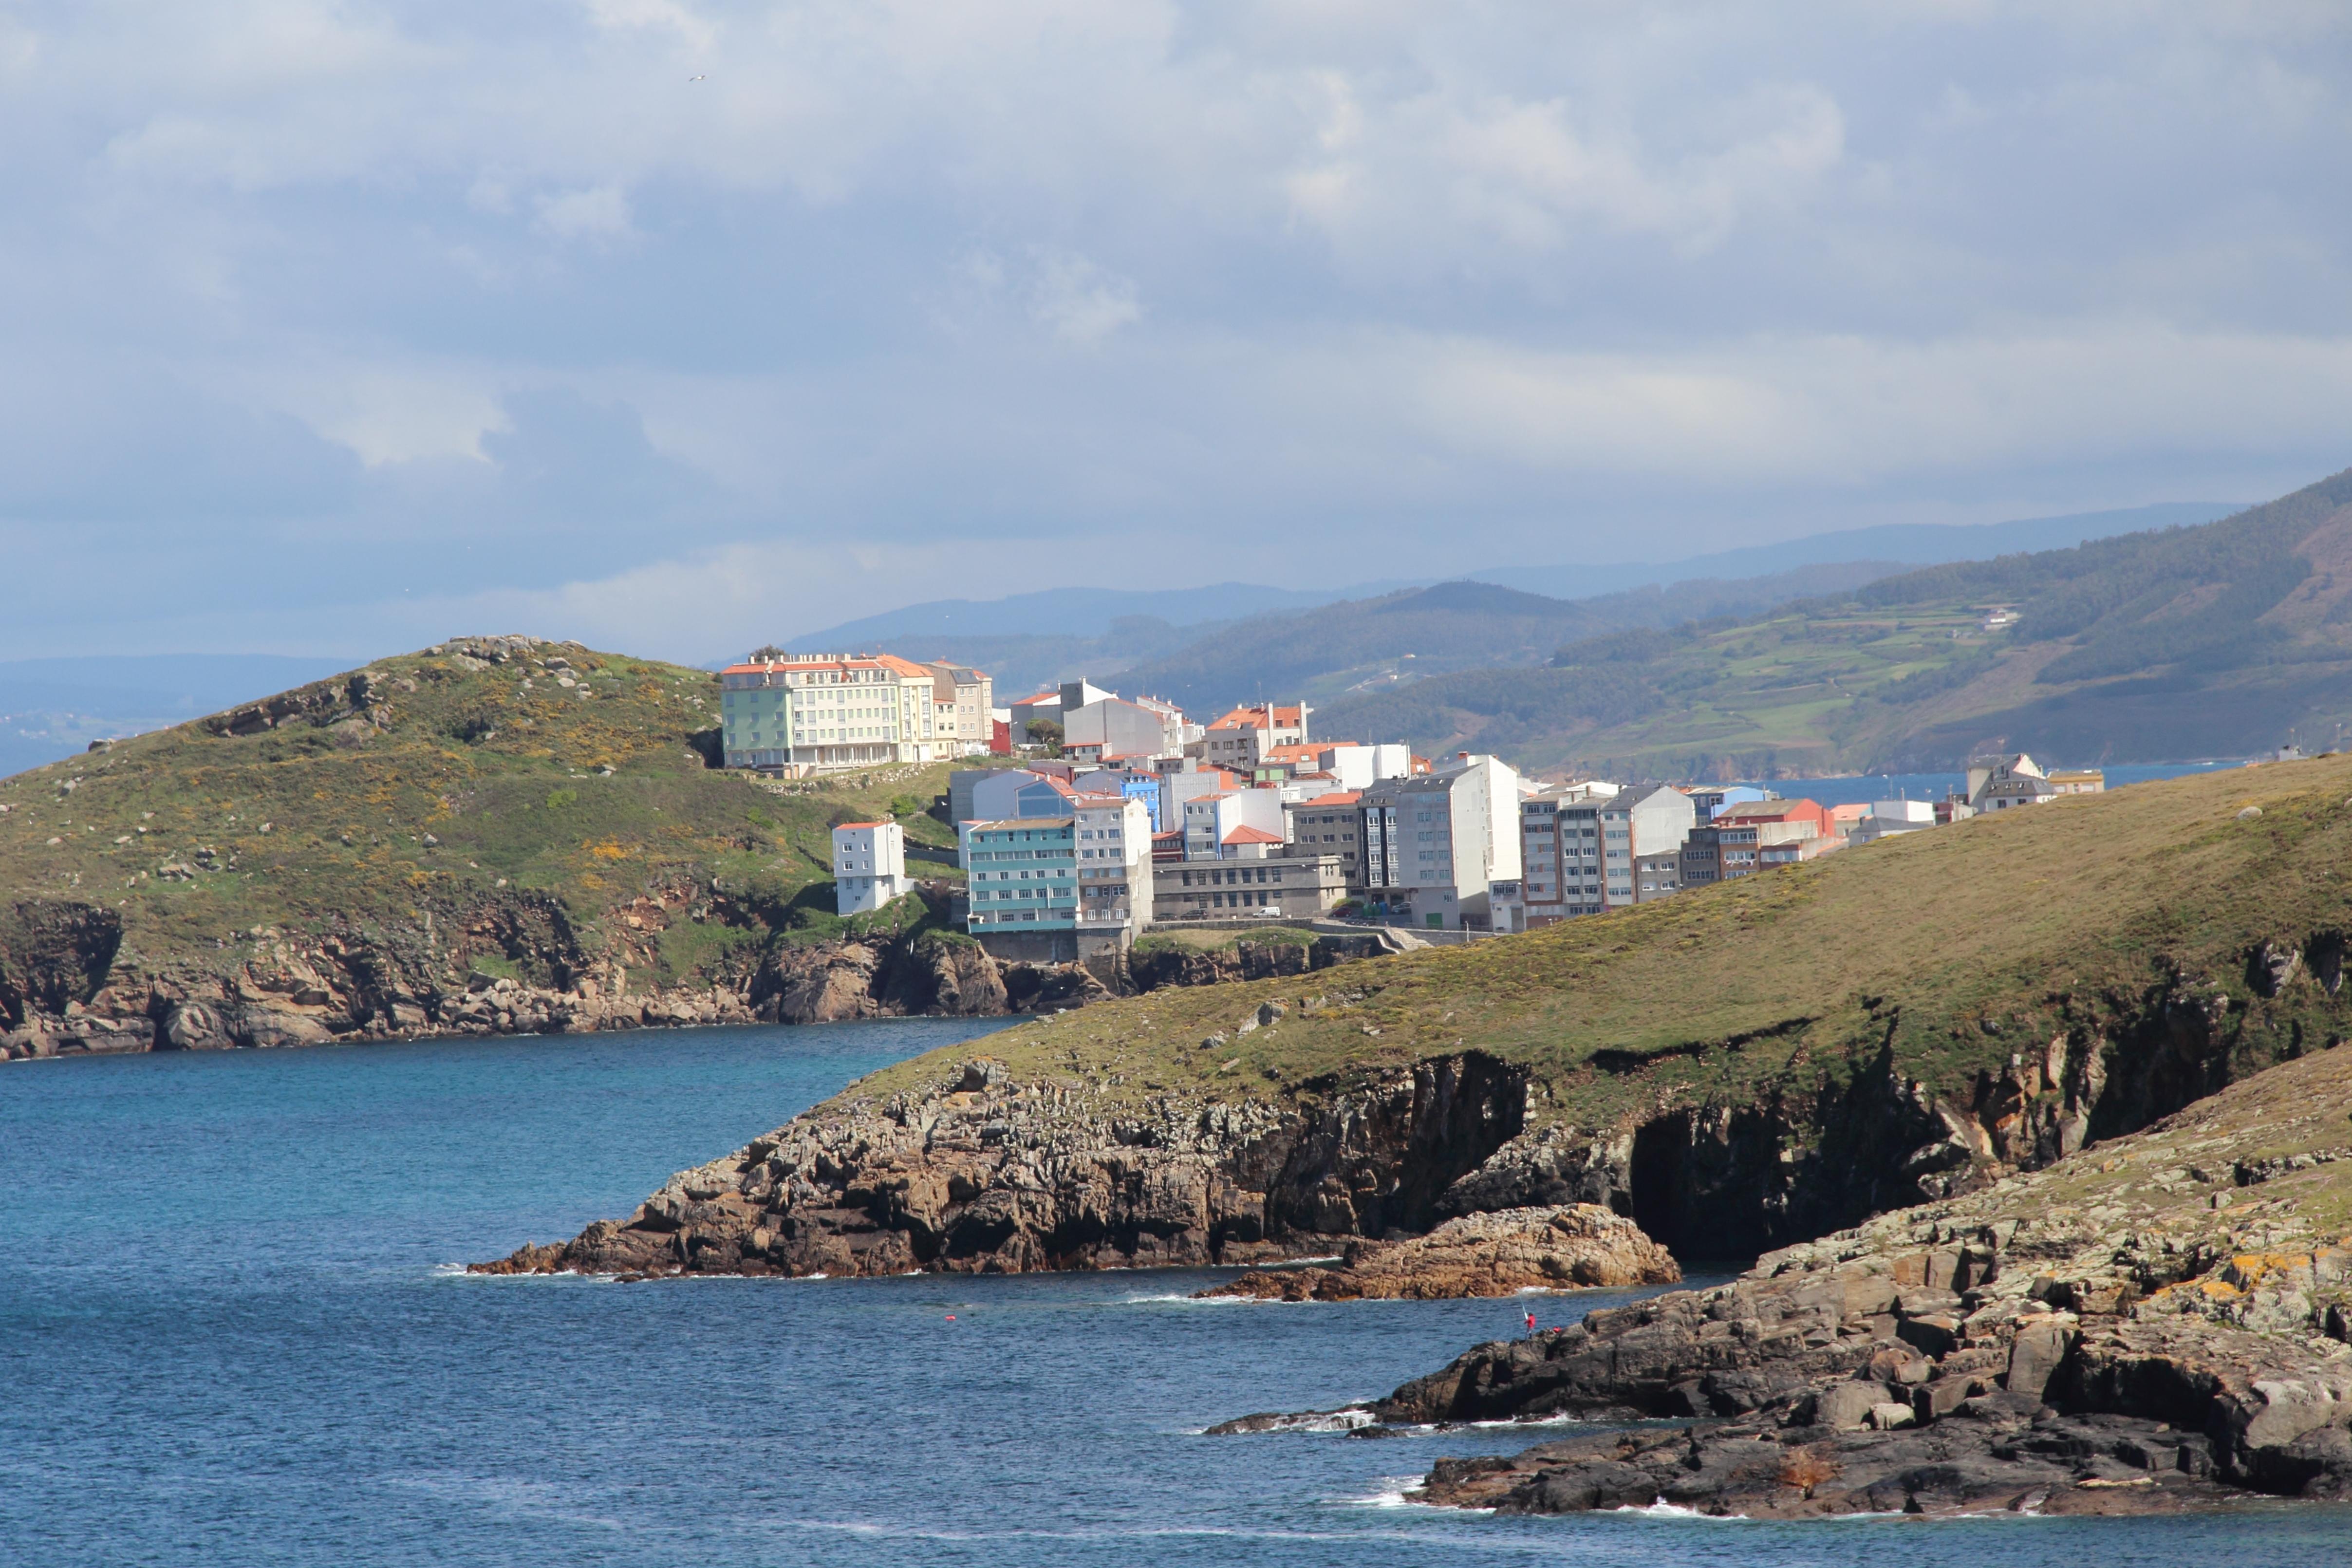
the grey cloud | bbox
[0,1,2344,661]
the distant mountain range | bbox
[798,502,2239,701]
[1313,474,2352,778]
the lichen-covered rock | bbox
[1217,1044,2352,1515]
[1199,1204,1680,1301]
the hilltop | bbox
[0,635,1005,1060]
[488,754,2352,1279]
[1318,467,2352,777]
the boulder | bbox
[1198,1204,1681,1301]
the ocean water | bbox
[3,1021,2345,1567]
[1732,760,2246,808]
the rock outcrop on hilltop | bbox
[1213,1044,2352,1514]
[1197,1204,1680,1301]
[473,1049,1535,1278]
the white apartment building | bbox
[1359,752,1522,929]
[1181,787,1287,858]
[720,653,951,772]
[1521,782,1695,922]
[1073,794,1154,942]
[832,821,913,914]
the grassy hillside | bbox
[1319,467,2352,777]
[866,564,1901,716]
[836,755,2352,1245]
[0,636,969,1014]
[1071,563,1903,717]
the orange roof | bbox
[1295,791,1361,806]
[1221,825,1284,845]
[874,653,933,678]
[1209,704,1303,730]
[833,821,889,830]
[724,658,889,676]
[1011,690,1061,706]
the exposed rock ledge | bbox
[1197,1204,1680,1301]
[1210,1044,2352,1515]
[474,1049,1536,1278]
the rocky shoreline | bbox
[0,884,1376,1063]
[473,1047,1533,1278]
[1209,1044,2352,1514]
[1196,1203,1680,1301]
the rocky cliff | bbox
[1217,1042,2352,1513]
[0,899,1397,1061]
[475,1045,1533,1277]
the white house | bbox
[833,821,913,915]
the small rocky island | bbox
[1212,1044,2352,1513]
[1196,1203,1679,1301]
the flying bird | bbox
[688,74,707,81]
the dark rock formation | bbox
[473,1049,1534,1278]
[1213,1044,2352,1515]
[1199,1204,1680,1301]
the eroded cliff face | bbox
[477,927,2352,1290]
[476,1049,1533,1278]
[1432,935,2352,1260]
[0,888,1373,1061]
[1220,1043,2352,1514]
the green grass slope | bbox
[841,756,2352,1239]
[0,636,967,1015]
[1319,466,2352,777]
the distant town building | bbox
[1197,704,1310,770]
[1181,787,1285,859]
[720,653,957,772]
[832,821,912,915]
[1156,852,1348,923]
[2047,768,2106,796]
[1063,694,1188,765]
[1284,791,1363,880]
[920,662,995,757]
[1359,752,1522,929]
[1968,753,2061,811]
[961,817,1083,960]
[1682,798,1832,886]
[1073,794,1154,943]
[966,769,1077,823]
[1849,799,1936,846]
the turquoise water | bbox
[3,1021,2345,1565]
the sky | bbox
[5,1,2351,663]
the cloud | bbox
[1026,250,1142,346]
[535,185,635,243]
[0,1,2348,661]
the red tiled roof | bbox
[723,655,890,674]
[833,821,890,830]
[1295,791,1361,806]
[1221,825,1284,845]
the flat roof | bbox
[966,818,1078,832]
